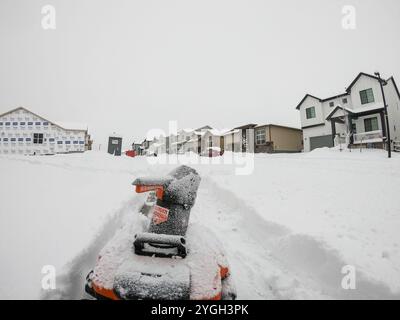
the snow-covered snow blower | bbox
[85,165,236,300]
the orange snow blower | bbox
[85,165,236,300]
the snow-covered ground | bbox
[0,149,399,299]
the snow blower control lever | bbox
[132,165,201,258]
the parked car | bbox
[200,147,224,157]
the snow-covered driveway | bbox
[1,149,399,299]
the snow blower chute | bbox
[85,165,236,300]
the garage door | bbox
[310,135,333,151]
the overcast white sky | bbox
[0,0,399,146]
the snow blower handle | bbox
[132,177,173,200]
[134,232,187,258]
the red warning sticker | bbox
[153,205,169,225]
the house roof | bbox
[195,125,213,131]
[210,128,232,136]
[388,77,400,100]
[295,94,321,110]
[255,124,302,131]
[326,104,384,120]
[345,72,381,92]
[296,72,397,110]
[179,128,194,134]
[0,106,88,132]
[222,129,240,136]
[320,92,349,102]
[55,122,88,131]
[233,123,257,130]
[109,133,123,138]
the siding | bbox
[0,108,87,155]
[254,125,303,153]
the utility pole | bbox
[375,72,391,158]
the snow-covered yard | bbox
[0,149,399,299]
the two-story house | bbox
[296,72,400,152]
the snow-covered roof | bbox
[55,122,88,131]
[222,129,240,136]
[0,106,89,132]
[205,128,231,136]
[350,103,384,114]
[326,103,384,120]
[180,128,194,134]
[109,132,123,138]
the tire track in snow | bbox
[43,171,400,300]
[193,177,326,299]
[41,196,145,300]
[198,177,400,300]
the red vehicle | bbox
[200,147,224,157]
[125,150,136,157]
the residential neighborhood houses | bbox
[296,72,400,152]
[2,72,400,158]
[132,72,400,157]
[127,72,400,157]
[135,123,303,157]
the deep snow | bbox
[0,148,399,299]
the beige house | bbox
[254,124,303,153]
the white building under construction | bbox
[0,106,92,155]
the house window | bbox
[360,88,375,105]
[35,122,41,126]
[208,136,212,148]
[79,141,85,144]
[364,117,379,132]
[26,138,31,142]
[33,133,44,144]
[65,141,71,144]
[256,129,266,145]
[57,141,63,144]
[351,123,357,134]
[0,122,3,126]
[342,98,348,104]
[28,122,33,126]
[20,122,25,125]
[329,102,334,107]
[11,138,16,142]
[306,107,316,119]
[5,122,10,126]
